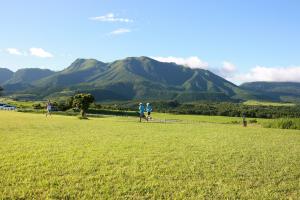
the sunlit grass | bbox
[0,111,299,199]
[243,100,295,107]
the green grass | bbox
[154,112,265,124]
[0,111,300,199]
[243,100,295,107]
[263,118,300,130]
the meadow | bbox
[243,100,296,107]
[0,111,300,199]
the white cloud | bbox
[29,48,53,58]
[109,28,131,35]
[221,61,236,74]
[6,48,23,55]
[152,56,209,69]
[90,13,133,23]
[213,61,237,78]
[232,66,300,83]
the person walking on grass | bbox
[138,102,147,122]
[146,102,153,121]
[46,100,52,117]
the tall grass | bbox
[263,118,300,130]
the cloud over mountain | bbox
[152,56,209,69]
[232,66,300,83]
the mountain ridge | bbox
[241,81,300,102]
[2,56,298,102]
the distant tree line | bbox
[97,101,300,119]
[32,98,300,119]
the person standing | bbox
[46,100,52,117]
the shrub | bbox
[72,93,95,117]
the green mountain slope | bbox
[3,68,55,94]
[0,68,13,85]
[240,82,300,102]
[3,56,253,102]
[6,68,55,84]
[35,59,107,87]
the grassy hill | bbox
[0,111,299,199]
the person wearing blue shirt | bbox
[138,103,147,122]
[146,102,152,120]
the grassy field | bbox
[0,111,300,199]
[243,100,295,107]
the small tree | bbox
[72,93,95,118]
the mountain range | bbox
[1,56,300,102]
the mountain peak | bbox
[121,56,156,63]
[64,58,106,72]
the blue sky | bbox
[1,0,300,83]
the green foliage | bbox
[102,101,300,119]
[72,93,95,117]
[263,118,300,130]
[0,86,3,96]
[0,111,300,199]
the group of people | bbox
[138,102,152,122]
